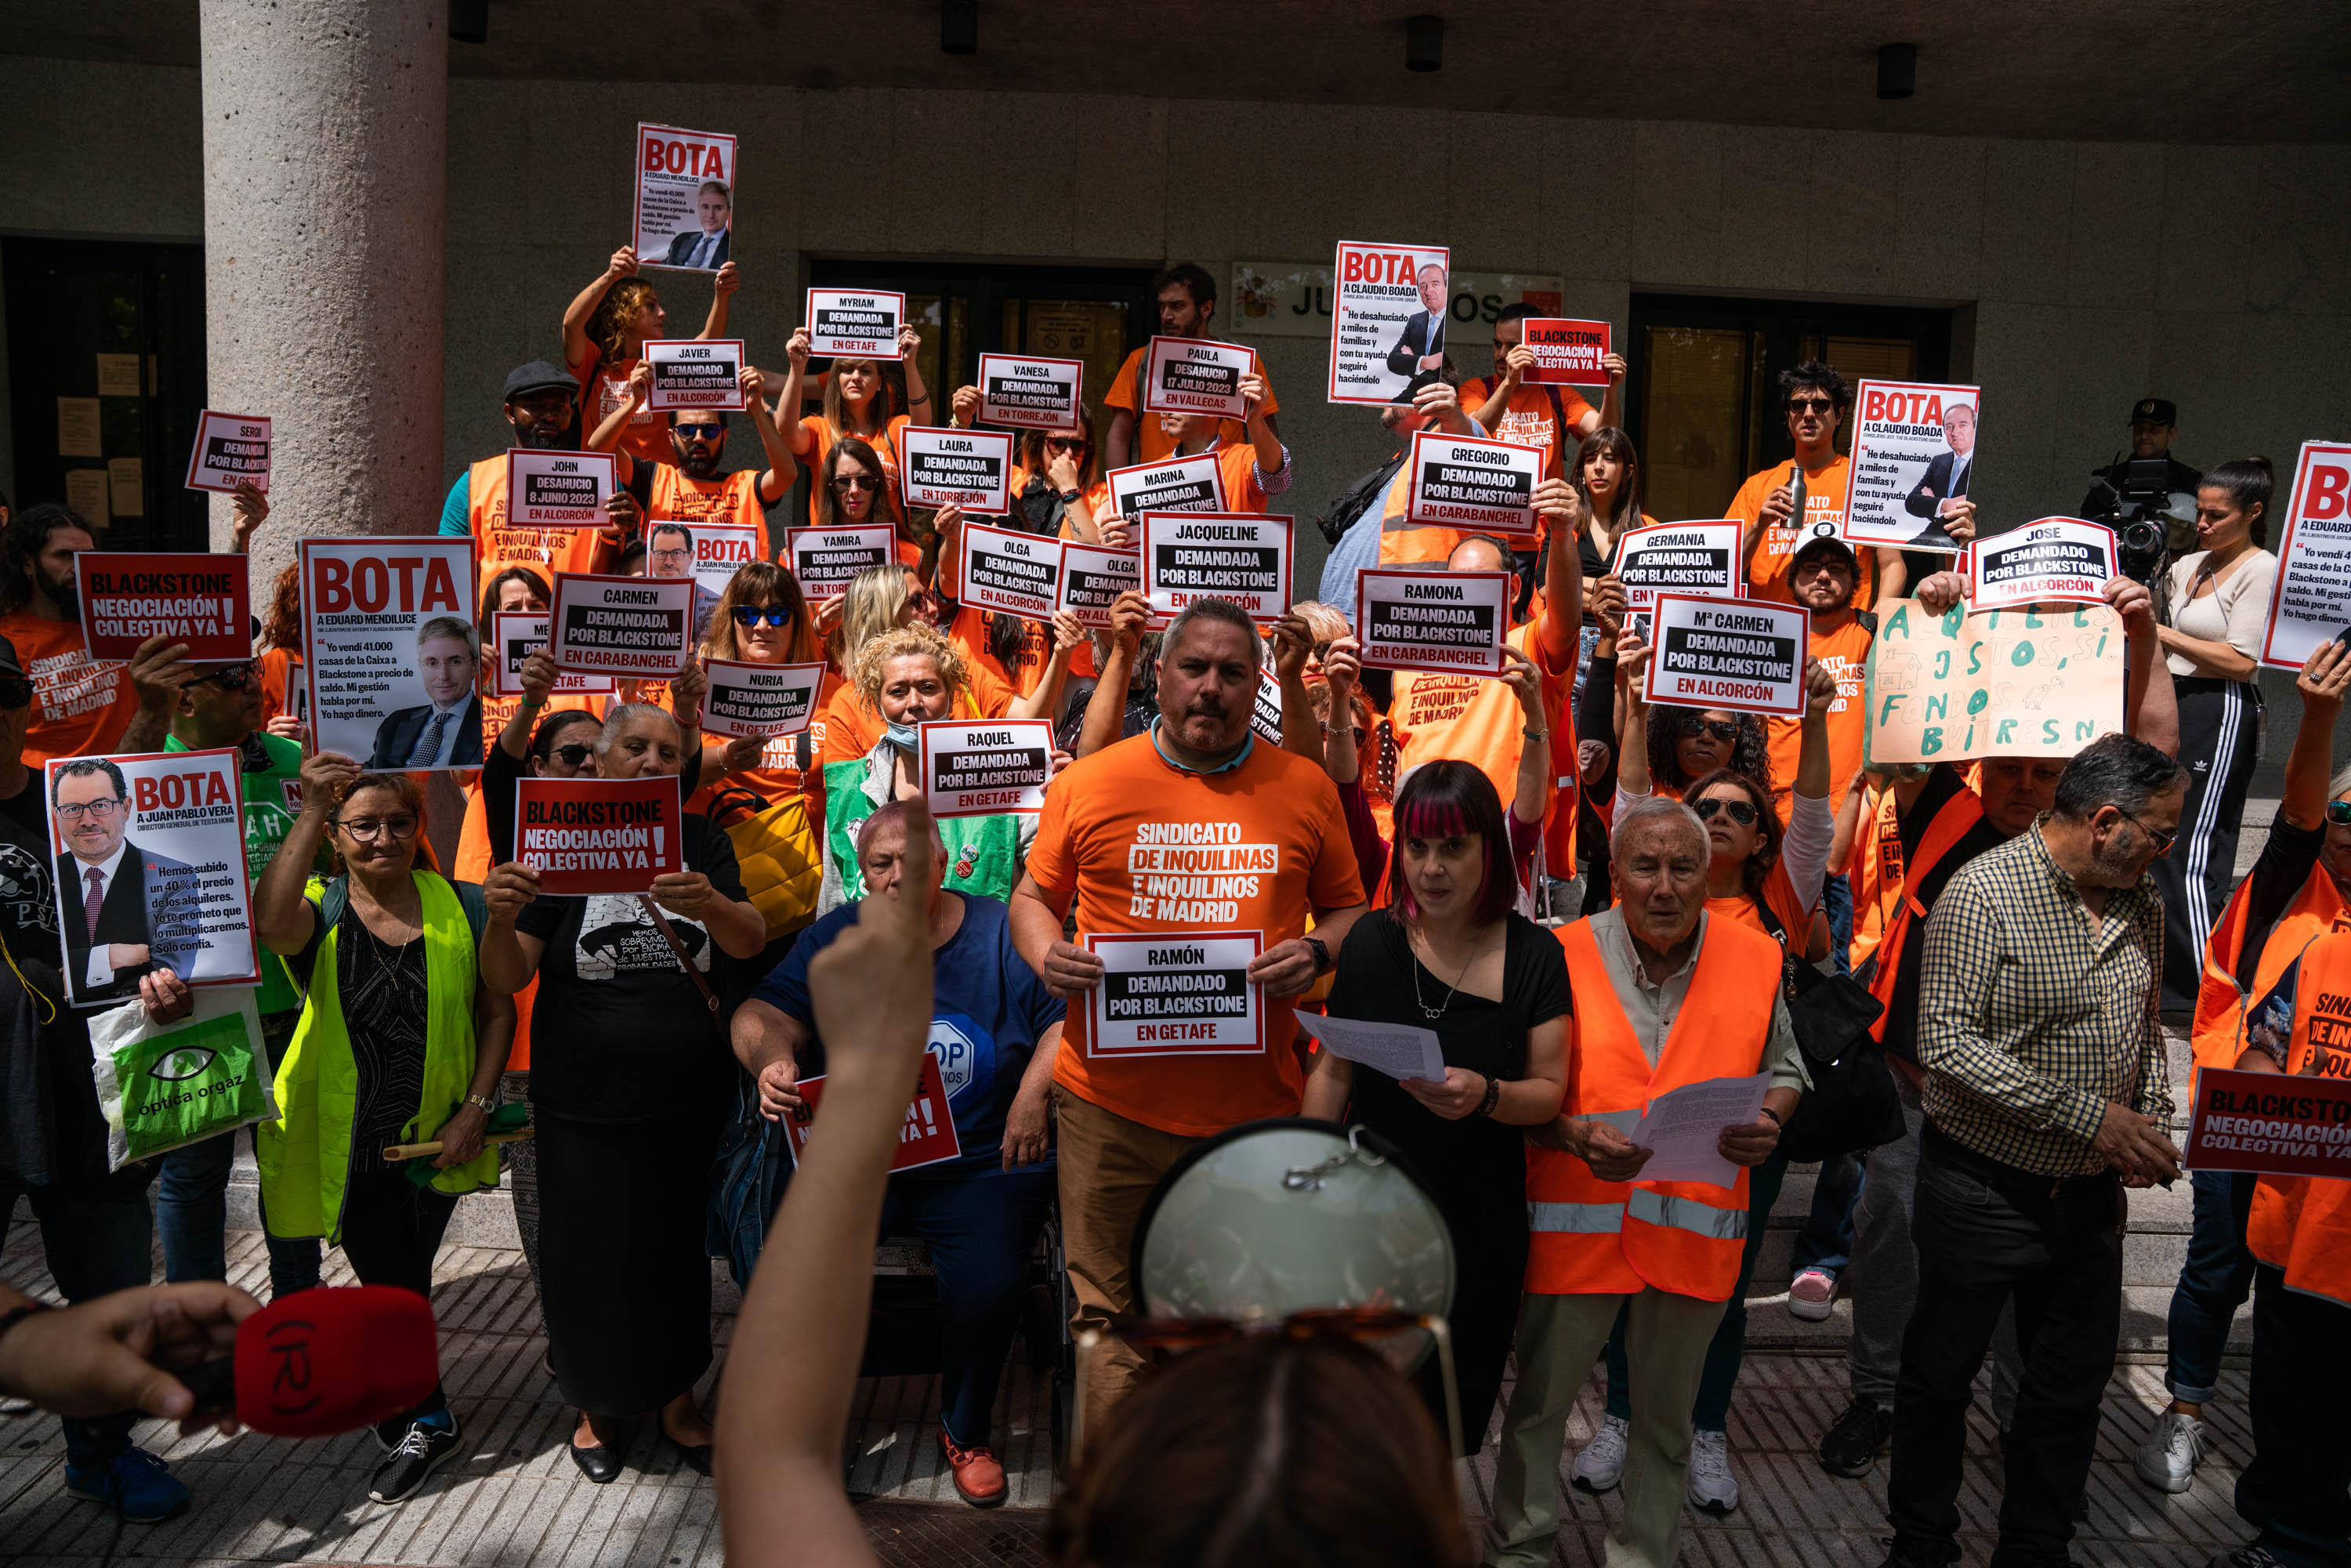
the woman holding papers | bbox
[1302,759,1568,1454]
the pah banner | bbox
[1353,567,1508,675]
[184,411,270,494]
[1864,597,2127,766]
[2260,440,2351,672]
[549,572,695,680]
[299,538,482,771]
[1842,380,1981,553]
[74,553,251,662]
[634,124,737,273]
[513,775,685,895]
[1328,240,1452,407]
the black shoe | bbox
[664,1427,713,1477]
[1819,1397,1893,1478]
[570,1437,624,1484]
[370,1418,460,1504]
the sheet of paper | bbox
[1629,1070,1772,1188]
[1293,1010,1445,1083]
[63,469,109,524]
[57,397,101,458]
[107,457,144,517]
[96,353,142,397]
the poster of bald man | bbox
[1328,240,1452,406]
[1841,380,1981,552]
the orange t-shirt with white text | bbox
[1729,454,1872,607]
[1387,619,1574,859]
[1766,611,1873,820]
[4,616,132,766]
[1458,378,1595,480]
[1103,346,1278,466]
[798,415,914,528]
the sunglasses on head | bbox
[2327,801,2351,826]
[731,604,792,627]
[1683,716,1741,743]
[1693,795,1759,827]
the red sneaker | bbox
[939,1429,1008,1508]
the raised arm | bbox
[741,365,800,505]
[563,248,637,374]
[775,330,816,458]
[587,362,651,454]
[700,262,737,339]
[1074,592,1147,759]
[1500,646,1549,827]
[2108,575,2179,755]
[1008,613,1085,725]
[476,862,546,996]
[254,751,357,954]
[1531,476,1585,672]
[2281,642,2349,829]
[1269,611,1322,762]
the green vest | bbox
[255,872,495,1244]
[165,730,317,1016]
[822,756,1020,904]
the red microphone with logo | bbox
[178,1285,440,1435]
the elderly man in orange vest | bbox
[1487,795,1805,1568]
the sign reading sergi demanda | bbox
[185,411,270,494]
[1864,597,2126,765]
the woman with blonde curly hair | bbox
[560,244,737,464]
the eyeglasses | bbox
[1043,436,1087,454]
[191,663,258,693]
[54,798,125,823]
[333,814,420,843]
[831,473,880,492]
[1682,717,1741,743]
[1788,397,1835,414]
[649,546,693,565]
[2114,806,2178,855]
[549,744,593,769]
[1692,796,1759,827]
[731,605,792,627]
[2326,800,2351,826]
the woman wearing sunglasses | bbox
[811,436,923,572]
[691,562,842,816]
[456,567,601,878]
[252,755,513,1505]
[944,387,1112,542]
[927,497,1093,704]
[772,321,929,527]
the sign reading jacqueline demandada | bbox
[1841,379,1981,554]
[900,425,1012,516]
[1142,336,1258,422]
[781,1055,962,1173]
[642,339,748,411]
[506,450,618,528]
[1613,520,1743,610]
[959,523,1063,621]
[45,748,259,1010]
[74,553,251,662]
[2260,440,2351,672]
[1406,430,1543,545]
[975,353,1083,429]
[918,719,1055,819]
[1140,512,1291,624]
[1088,931,1265,1057]
[1969,518,2116,611]
[549,572,694,680]
[786,523,897,594]
[2183,1066,2351,1179]
[1520,319,1613,386]
[513,775,685,896]
[1354,567,1509,675]
[1056,542,1140,629]
[1328,240,1451,407]
[1643,592,1808,717]
[699,659,825,741]
[488,613,613,698]
[634,123,736,273]
[300,538,483,771]
[184,411,270,494]
[804,288,904,360]
[1105,453,1225,520]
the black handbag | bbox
[1753,899,1905,1163]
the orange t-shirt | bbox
[944,605,1095,698]
[647,465,772,561]
[798,415,914,527]
[1387,619,1574,857]
[1707,861,1811,953]
[816,662,1016,766]
[1766,611,1873,820]
[1027,732,1366,1137]
[688,667,845,821]
[1103,347,1279,467]
[575,347,672,466]
[4,615,132,766]
[255,646,303,728]
[1458,378,1596,480]
[1728,454,1870,607]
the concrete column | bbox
[197,0,445,587]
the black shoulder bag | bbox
[1751,897,1904,1163]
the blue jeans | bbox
[879,1169,1054,1449]
[156,1128,322,1299]
[1824,868,1854,977]
[2164,1168,2257,1405]
[0,1173,154,1470]
[1791,1152,1864,1278]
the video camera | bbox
[2100,455,2188,586]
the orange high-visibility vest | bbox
[1849,785,1903,973]
[1525,915,1781,1302]
[647,465,770,559]
[1865,787,1984,1044]
[2191,859,2349,1073]
[2244,929,2351,1309]
[467,454,606,610]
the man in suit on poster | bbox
[50,757,196,1005]
[664,181,732,270]
[1902,400,1976,548]
[1384,261,1453,393]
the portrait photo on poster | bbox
[1842,380,1981,553]
[633,123,736,273]
[975,353,1084,429]
[804,288,905,360]
[1139,511,1291,625]
[300,538,483,772]
[549,572,695,681]
[45,748,259,1010]
[2259,440,2351,671]
[1328,240,1452,407]
[1105,452,1226,520]
[183,411,270,494]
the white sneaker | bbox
[1787,1267,1837,1321]
[2134,1409,2209,1494]
[1570,1413,1630,1494]
[1687,1427,1739,1514]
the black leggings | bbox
[339,1168,458,1424]
[2150,677,2260,1011]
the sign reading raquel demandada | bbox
[1086,930,1265,1057]
[917,719,1054,818]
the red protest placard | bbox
[1520,318,1613,385]
[781,1052,962,1172]
[513,775,685,896]
[2184,1066,2351,1179]
[74,553,252,662]
[2259,440,2351,672]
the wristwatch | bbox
[1302,935,1331,976]
[1474,1075,1504,1118]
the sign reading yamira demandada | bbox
[2184,1066,2351,1179]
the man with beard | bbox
[0,504,192,765]
[591,360,797,567]
[438,361,637,607]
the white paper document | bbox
[1295,1011,1447,1084]
[1628,1071,1773,1188]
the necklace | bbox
[1409,927,1480,1022]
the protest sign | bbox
[1969,518,2116,611]
[2184,1066,2351,1179]
[682,520,763,604]
[1141,336,1258,422]
[1328,240,1452,406]
[74,553,250,662]
[549,572,694,680]
[1613,520,1744,610]
[506,450,617,529]
[642,339,748,411]
[300,538,483,771]
[2259,440,2351,671]
[1841,380,1981,553]
[1056,542,1140,629]
[918,719,1055,818]
[1643,593,1808,717]
[781,1054,961,1173]
[786,523,897,594]
[1405,430,1543,545]
[1230,262,1559,339]
[1140,512,1291,624]
[633,124,736,273]
[1105,453,1226,520]
[1249,664,1284,746]
[804,288,904,359]
[513,775,685,896]
[183,411,270,494]
[699,659,825,741]
[1088,931,1265,1057]
[900,425,1012,516]
[1864,597,2126,765]
[1353,567,1509,675]
[45,748,259,1010]
[958,523,1063,621]
[1520,318,1613,386]
[975,353,1083,429]
[487,613,613,699]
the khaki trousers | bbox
[1052,1085,1204,1444]
[1487,1287,1728,1568]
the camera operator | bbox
[2083,400,2203,578]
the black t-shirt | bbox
[516,813,744,1122]
[1883,763,2010,1061]
[0,767,113,1190]
[2230,805,2330,991]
